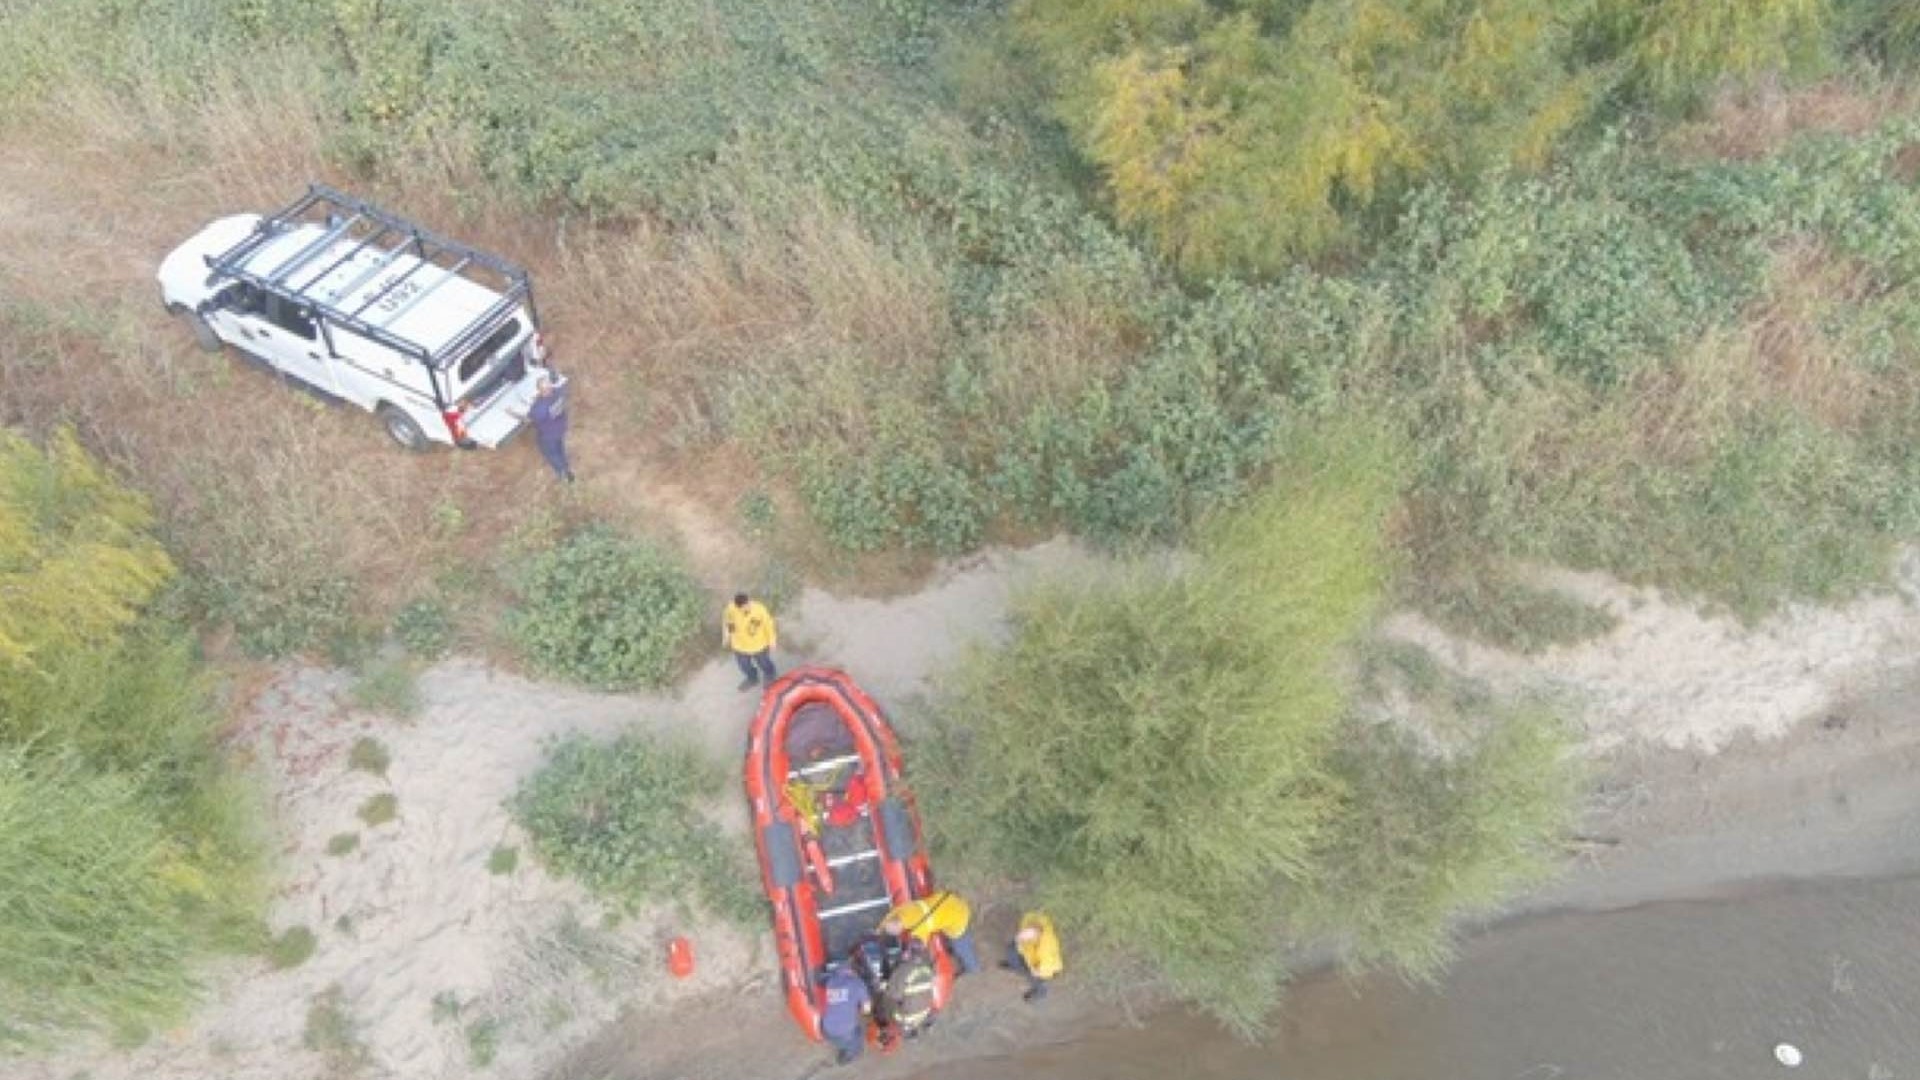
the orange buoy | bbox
[667,936,695,978]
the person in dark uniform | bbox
[522,375,574,481]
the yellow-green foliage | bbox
[1021,0,1833,271]
[0,432,261,1050]
[1036,0,1600,271]
[1594,0,1829,104]
[0,428,171,673]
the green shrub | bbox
[1587,0,1830,106]
[737,490,778,540]
[504,527,705,691]
[1836,0,1920,67]
[302,985,369,1073]
[1299,709,1583,977]
[357,794,398,828]
[487,846,518,876]
[267,925,317,970]
[392,599,454,661]
[188,547,355,660]
[326,833,361,857]
[925,433,1585,1033]
[922,428,1403,1035]
[349,658,421,719]
[347,737,390,777]
[466,1017,501,1067]
[512,733,760,925]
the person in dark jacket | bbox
[521,375,573,481]
[819,964,872,1065]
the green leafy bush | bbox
[302,985,369,1073]
[504,527,705,691]
[267,925,317,970]
[357,794,398,828]
[347,737,390,777]
[349,657,421,719]
[922,428,1406,1035]
[466,1017,501,1067]
[487,846,518,876]
[393,599,454,661]
[512,733,760,925]
[1298,709,1583,977]
[925,435,1584,1032]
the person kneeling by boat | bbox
[847,932,907,1049]
[880,889,979,976]
[880,936,939,1039]
[819,964,872,1066]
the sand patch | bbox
[1383,552,1920,751]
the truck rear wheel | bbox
[377,404,429,451]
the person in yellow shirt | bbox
[880,889,978,975]
[723,592,777,691]
[1002,912,1062,1002]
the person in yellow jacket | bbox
[1003,912,1062,1002]
[722,592,777,691]
[880,890,978,975]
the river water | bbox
[909,874,1920,1080]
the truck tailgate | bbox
[463,368,544,448]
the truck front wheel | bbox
[170,304,222,353]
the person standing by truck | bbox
[523,375,574,482]
[723,592,778,691]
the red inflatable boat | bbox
[744,666,954,1040]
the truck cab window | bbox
[265,295,317,340]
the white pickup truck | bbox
[158,184,553,450]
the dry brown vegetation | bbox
[1668,73,1918,160]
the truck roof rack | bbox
[203,183,535,369]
